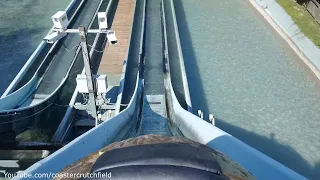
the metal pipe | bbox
[64,29,102,33]
[79,26,98,126]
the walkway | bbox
[98,0,135,93]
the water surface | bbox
[175,0,320,179]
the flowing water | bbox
[174,0,320,179]
[0,0,71,95]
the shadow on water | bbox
[213,119,320,179]
[173,0,320,179]
[173,0,209,116]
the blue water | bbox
[174,0,320,179]
[0,0,71,95]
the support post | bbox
[209,114,215,126]
[79,26,98,126]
